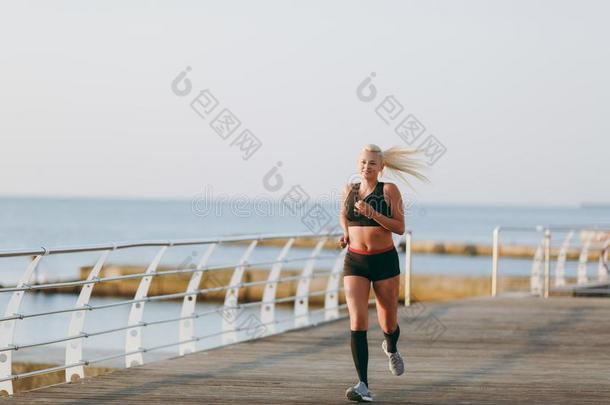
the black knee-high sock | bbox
[383,324,400,353]
[350,330,368,387]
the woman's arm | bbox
[356,183,405,235]
[338,184,351,247]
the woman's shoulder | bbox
[381,182,400,194]
[342,182,358,196]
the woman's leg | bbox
[345,275,371,330]
[344,275,371,387]
[372,274,400,350]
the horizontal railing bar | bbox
[0,254,338,293]
[0,286,345,351]
[0,231,342,258]
[0,270,338,322]
[233,270,334,289]
[1,360,87,382]
[87,300,357,365]
[0,333,87,353]
[0,299,359,383]
[545,225,610,231]
[570,289,610,293]
[85,350,133,367]
[495,225,610,233]
[273,289,332,304]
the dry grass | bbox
[38,265,541,305]
[2,362,115,396]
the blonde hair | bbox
[362,144,430,191]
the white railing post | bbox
[260,238,295,336]
[543,229,551,298]
[178,243,217,356]
[404,231,412,306]
[530,240,544,297]
[125,246,168,368]
[324,247,347,320]
[294,238,327,328]
[577,232,593,285]
[555,231,573,287]
[598,240,609,283]
[0,254,43,396]
[65,249,112,382]
[221,240,258,345]
[491,226,500,297]
[0,232,358,392]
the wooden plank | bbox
[9,297,610,404]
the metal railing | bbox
[0,230,413,396]
[491,225,610,298]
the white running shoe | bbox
[382,340,405,376]
[345,381,373,402]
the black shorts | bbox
[342,245,401,282]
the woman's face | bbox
[358,150,383,181]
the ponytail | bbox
[362,144,430,191]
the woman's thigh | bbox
[343,275,371,330]
[372,275,400,306]
[372,274,400,331]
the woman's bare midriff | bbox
[348,225,394,251]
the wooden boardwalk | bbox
[9,296,610,404]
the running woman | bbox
[339,144,428,402]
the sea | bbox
[0,197,607,366]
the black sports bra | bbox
[345,181,392,226]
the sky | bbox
[0,0,608,207]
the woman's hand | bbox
[338,233,349,249]
[354,200,375,219]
